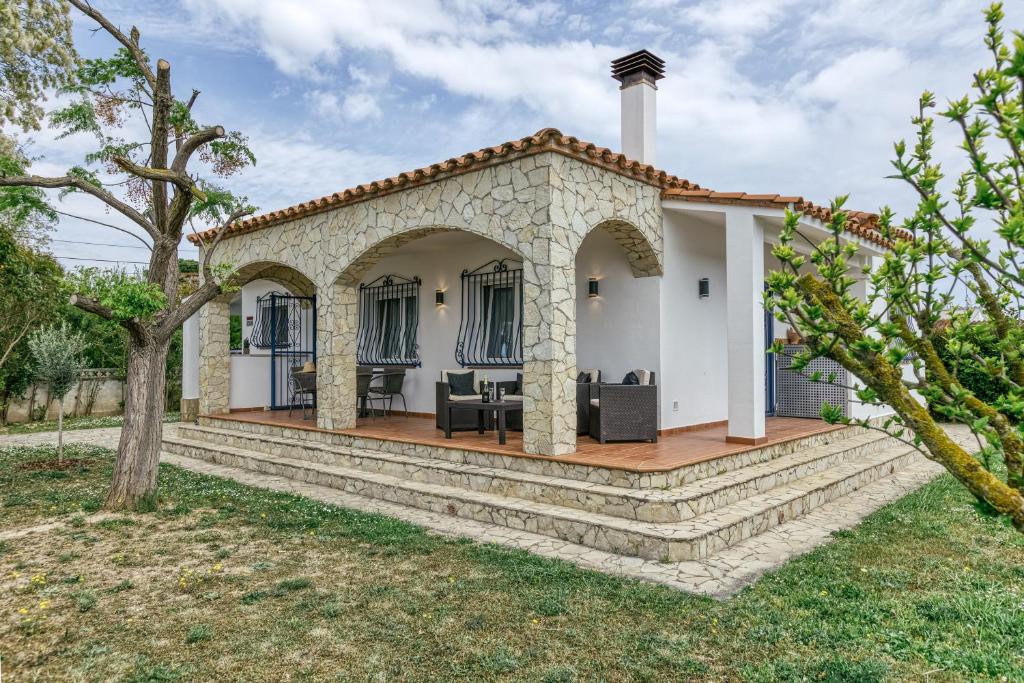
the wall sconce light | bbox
[588,278,599,298]
[698,277,710,298]
[435,289,445,306]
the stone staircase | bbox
[161,417,929,565]
[162,418,925,563]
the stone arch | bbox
[216,260,316,302]
[579,218,662,278]
[333,225,526,286]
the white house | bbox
[181,50,891,449]
[168,51,924,584]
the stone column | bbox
[725,208,766,443]
[522,239,577,456]
[316,279,359,430]
[180,312,200,421]
[198,299,231,415]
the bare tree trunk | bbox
[105,336,170,510]
[57,396,64,462]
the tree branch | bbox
[0,174,158,239]
[151,59,171,233]
[110,157,191,191]
[155,207,252,341]
[69,293,113,320]
[67,0,157,89]
[53,209,152,250]
[171,126,224,173]
[70,294,147,340]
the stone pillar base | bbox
[180,398,199,422]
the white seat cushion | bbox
[590,399,600,407]
[448,394,483,402]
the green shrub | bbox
[932,322,1015,418]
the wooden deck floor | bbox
[208,410,841,473]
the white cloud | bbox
[682,0,797,44]
[341,92,382,121]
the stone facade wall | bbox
[198,151,664,454]
[198,299,231,415]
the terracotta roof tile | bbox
[661,188,909,247]
[187,127,900,248]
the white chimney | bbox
[611,50,665,165]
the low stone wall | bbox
[3,369,124,424]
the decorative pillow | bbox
[622,371,639,385]
[633,369,652,386]
[515,372,523,395]
[447,371,476,396]
[576,369,601,383]
[577,372,589,383]
[584,368,601,383]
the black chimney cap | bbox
[611,49,666,85]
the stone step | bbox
[190,415,877,489]
[169,425,895,522]
[162,434,921,561]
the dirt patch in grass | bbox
[1,443,1022,681]
[17,458,95,472]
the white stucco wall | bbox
[576,227,660,387]
[229,355,272,409]
[658,209,729,429]
[358,232,522,415]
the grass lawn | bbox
[0,412,181,435]
[1,443,1021,682]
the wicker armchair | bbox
[589,372,657,443]
[435,370,490,432]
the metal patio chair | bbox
[288,367,317,420]
[369,369,409,417]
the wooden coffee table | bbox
[444,399,523,445]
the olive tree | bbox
[28,322,84,461]
[766,3,1024,530]
[0,1,255,508]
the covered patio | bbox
[204,410,841,472]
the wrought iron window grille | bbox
[455,258,524,368]
[250,291,312,350]
[357,274,422,367]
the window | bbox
[357,275,421,366]
[484,285,516,359]
[250,293,292,349]
[456,259,523,367]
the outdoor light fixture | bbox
[435,289,445,306]
[588,278,599,298]
[698,277,710,298]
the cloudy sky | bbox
[17,0,1023,269]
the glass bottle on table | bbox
[482,373,490,402]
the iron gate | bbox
[250,292,317,410]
